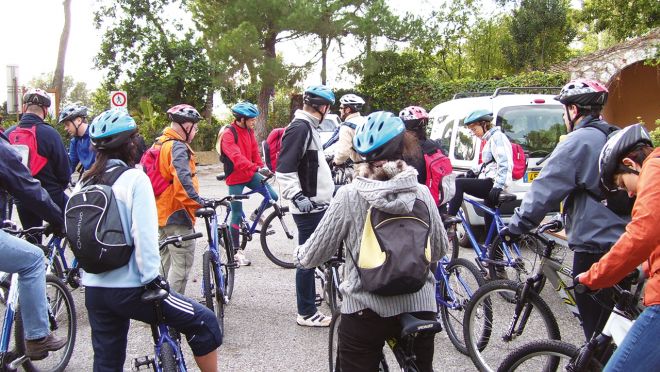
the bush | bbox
[651,120,660,147]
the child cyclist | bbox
[80,108,221,371]
[220,102,277,266]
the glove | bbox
[258,167,273,177]
[292,192,314,213]
[146,275,170,293]
[464,169,477,179]
[44,223,66,238]
[488,187,503,205]
[499,226,521,243]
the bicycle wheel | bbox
[488,234,545,291]
[325,265,343,315]
[439,258,489,355]
[202,251,225,338]
[497,339,602,372]
[463,280,560,372]
[158,342,180,372]
[447,224,461,261]
[329,313,341,372]
[16,274,76,372]
[260,209,297,268]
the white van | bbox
[429,88,565,237]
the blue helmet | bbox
[304,85,335,106]
[89,108,138,150]
[353,111,405,162]
[231,102,260,119]
[464,109,493,126]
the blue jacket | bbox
[5,114,71,194]
[0,132,63,227]
[69,127,96,172]
[80,159,160,288]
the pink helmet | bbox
[555,79,608,107]
[399,106,429,130]
[167,104,201,124]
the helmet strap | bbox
[565,106,578,132]
[177,121,193,142]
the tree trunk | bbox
[52,0,72,108]
[321,36,328,85]
[255,32,278,143]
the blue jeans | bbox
[604,304,660,372]
[0,230,49,340]
[293,211,325,316]
[227,173,278,247]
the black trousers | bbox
[447,178,495,230]
[16,189,67,244]
[337,309,436,372]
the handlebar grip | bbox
[181,232,203,242]
[232,195,249,200]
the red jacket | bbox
[222,122,263,185]
[581,147,660,306]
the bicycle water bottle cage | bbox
[399,313,443,339]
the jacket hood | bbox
[294,109,320,128]
[353,163,419,214]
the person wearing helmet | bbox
[446,109,513,230]
[500,79,629,340]
[58,103,96,174]
[152,104,205,295]
[276,84,336,327]
[221,101,278,266]
[399,106,442,183]
[5,88,71,243]
[332,93,367,166]
[80,109,221,372]
[575,124,659,371]
[295,111,447,370]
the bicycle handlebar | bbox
[158,232,203,250]
[2,223,47,236]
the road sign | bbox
[110,91,127,108]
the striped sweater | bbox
[295,166,448,317]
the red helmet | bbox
[167,104,201,124]
[23,88,51,108]
[398,106,429,130]
[555,79,608,107]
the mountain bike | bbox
[314,247,344,315]
[133,232,203,372]
[329,312,443,372]
[216,173,297,268]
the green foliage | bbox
[266,90,295,131]
[463,16,514,78]
[135,98,168,145]
[581,0,660,42]
[648,120,660,147]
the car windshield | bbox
[497,105,566,157]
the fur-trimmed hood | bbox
[353,161,419,214]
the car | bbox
[428,88,565,243]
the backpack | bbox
[139,139,176,196]
[424,148,455,206]
[322,121,357,150]
[351,199,432,296]
[511,142,527,180]
[263,127,286,171]
[215,125,240,175]
[64,166,134,274]
[8,125,47,176]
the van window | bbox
[497,105,566,157]
[453,120,477,161]
[432,115,452,154]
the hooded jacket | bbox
[295,164,448,317]
[333,113,366,165]
[477,126,513,190]
[221,122,263,185]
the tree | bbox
[581,0,660,42]
[67,82,92,107]
[463,16,513,78]
[52,0,72,103]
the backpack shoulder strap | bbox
[229,125,239,143]
[342,121,357,130]
[98,166,131,186]
[581,122,617,137]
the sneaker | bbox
[235,251,251,267]
[297,311,332,327]
[25,333,67,360]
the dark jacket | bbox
[69,127,96,172]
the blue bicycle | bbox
[40,236,81,290]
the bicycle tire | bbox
[16,274,76,372]
[447,224,461,261]
[440,258,489,355]
[497,339,602,372]
[158,342,180,372]
[260,209,297,269]
[219,227,236,301]
[325,266,342,315]
[463,280,560,372]
[487,234,545,295]
[202,251,225,338]
[329,313,341,372]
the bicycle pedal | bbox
[132,356,154,371]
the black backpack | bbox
[65,166,134,274]
[350,198,432,296]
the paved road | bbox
[63,163,584,371]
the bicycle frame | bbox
[201,208,228,304]
[434,257,476,310]
[0,274,19,355]
[152,323,186,372]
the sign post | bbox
[110,91,127,109]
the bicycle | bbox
[1,228,77,372]
[133,232,203,372]
[216,173,298,268]
[497,281,644,371]
[196,195,248,338]
[314,247,345,315]
[463,219,583,372]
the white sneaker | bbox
[235,251,251,266]
[297,311,332,327]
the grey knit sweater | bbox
[295,166,449,317]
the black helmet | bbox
[599,124,653,191]
[23,88,51,108]
[555,79,608,107]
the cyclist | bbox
[58,103,96,174]
[501,79,629,340]
[5,89,71,243]
[295,111,447,371]
[276,85,335,327]
[154,104,205,295]
[332,94,367,166]
[399,105,442,184]
[80,108,220,372]
[575,124,658,371]
[0,131,67,360]
[220,101,277,266]
[447,109,513,230]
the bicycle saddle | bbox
[498,193,517,203]
[195,207,215,217]
[399,313,443,339]
[141,289,169,303]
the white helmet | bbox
[339,94,365,111]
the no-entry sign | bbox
[110,91,127,108]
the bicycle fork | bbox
[503,277,539,342]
